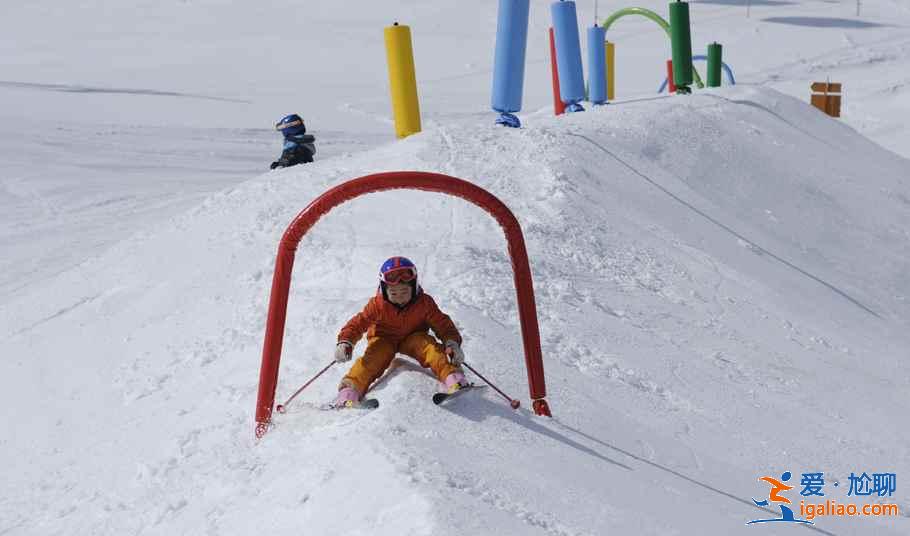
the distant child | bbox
[332,256,468,407]
[270,113,316,169]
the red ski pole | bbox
[276,360,336,413]
[463,362,521,409]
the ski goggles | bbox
[380,267,417,284]
[276,118,303,131]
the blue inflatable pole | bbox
[491,0,530,128]
[587,25,607,105]
[551,0,585,112]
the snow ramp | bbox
[2,86,909,535]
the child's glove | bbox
[444,340,464,365]
[334,341,353,363]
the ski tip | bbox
[432,384,480,405]
[322,398,379,411]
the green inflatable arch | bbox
[601,7,705,89]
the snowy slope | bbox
[3,85,909,535]
[4,0,910,295]
[3,1,910,535]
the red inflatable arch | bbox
[255,171,551,438]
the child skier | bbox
[270,113,316,169]
[332,256,468,407]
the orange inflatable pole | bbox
[549,28,566,115]
[666,59,677,93]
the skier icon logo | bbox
[747,471,813,525]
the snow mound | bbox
[2,86,909,535]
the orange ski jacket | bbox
[337,290,462,346]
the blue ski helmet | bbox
[379,256,418,303]
[275,114,306,137]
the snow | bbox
[2,1,910,535]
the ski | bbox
[323,398,380,411]
[432,384,483,405]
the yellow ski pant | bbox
[340,332,459,394]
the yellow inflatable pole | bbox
[605,41,615,101]
[384,22,421,139]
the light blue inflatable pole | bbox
[587,25,607,105]
[491,0,530,128]
[551,0,585,112]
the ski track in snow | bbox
[0,80,251,103]
[562,129,880,318]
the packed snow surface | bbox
[2,1,909,535]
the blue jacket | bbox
[271,134,316,169]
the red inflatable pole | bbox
[666,59,677,94]
[549,27,566,116]
[254,172,552,438]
